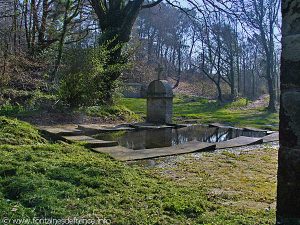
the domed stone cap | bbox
[147,80,173,98]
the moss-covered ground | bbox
[122,96,279,130]
[0,116,277,224]
[0,116,46,145]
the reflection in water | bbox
[94,125,266,150]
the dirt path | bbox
[243,94,269,110]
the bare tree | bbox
[51,0,84,80]
[239,0,280,112]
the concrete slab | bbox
[114,124,133,128]
[78,124,134,134]
[216,136,263,149]
[93,142,216,161]
[167,123,192,128]
[130,123,174,129]
[266,130,277,135]
[39,126,83,137]
[62,135,118,148]
[208,123,234,129]
[243,127,268,133]
[263,124,278,131]
[262,132,279,143]
[92,146,133,154]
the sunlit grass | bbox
[0,116,277,224]
[122,96,279,130]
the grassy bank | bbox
[122,96,279,130]
[0,116,277,224]
[0,116,46,145]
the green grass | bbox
[0,116,46,145]
[121,98,147,115]
[0,144,196,223]
[0,143,276,224]
[122,96,279,130]
[0,97,141,123]
[0,116,276,224]
[82,105,140,122]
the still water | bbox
[94,125,266,150]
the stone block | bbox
[146,80,173,124]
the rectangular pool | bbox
[93,125,266,150]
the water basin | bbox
[93,125,266,150]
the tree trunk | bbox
[93,2,144,104]
[13,0,17,54]
[215,66,223,103]
[243,57,246,96]
[229,56,237,100]
[173,43,181,89]
[252,69,255,99]
[277,1,300,224]
[216,80,223,103]
[267,77,276,112]
[102,76,115,105]
[52,0,70,81]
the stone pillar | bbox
[146,80,173,124]
[277,1,300,224]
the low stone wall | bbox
[123,83,147,98]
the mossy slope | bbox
[0,117,46,145]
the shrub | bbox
[58,46,126,108]
[1,89,32,106]
[0,89,58,113]
[27,91,58,111]
[0,102,25,117]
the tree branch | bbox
[141,0,163,9]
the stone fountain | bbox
[146,79,173,124]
